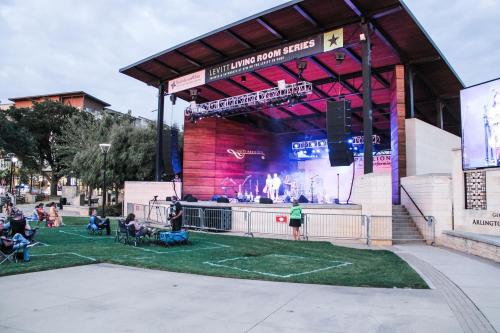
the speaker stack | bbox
[326,100,354,167]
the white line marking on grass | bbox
[131,241,230,254]
[31,252,97,261]
[203,254,352,278]
[58,230,114,239]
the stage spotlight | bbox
[189,88,200,103]
[169,94,177,105]
[287,95,299,108]
[296,59,308,80]
[347,138,353,144]
[241,75,246,83]
[335,52,345,65]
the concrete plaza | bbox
[1,244,499,333]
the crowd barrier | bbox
[130,203,435,244]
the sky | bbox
[1,0,499,127]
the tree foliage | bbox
[58,113,157,192]
[5,100,79,194]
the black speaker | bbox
[259,197,273,204]
[298,195,309,203]
[165,196,172,201]
[326,100,354,166]
[217,197,230,203]
[183,194,193,201]
[186,196,198,202]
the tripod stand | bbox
[147,195,163,223]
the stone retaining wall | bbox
[440,231,500,263]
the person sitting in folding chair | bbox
[88,210,111,235]
[125,214,152,237]
[0,233,31,263]
[10,213,37,242]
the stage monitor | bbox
[461,77,500,170]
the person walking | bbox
[289,199,302,240]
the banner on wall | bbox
[167,28,343,93]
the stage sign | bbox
[206,28,342,82]
[227,148,266,160]
[167,29,343,92]
[168,69,205,94]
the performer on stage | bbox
[271,173,281,202]
[264,174,272,199]
[283,175,292,196]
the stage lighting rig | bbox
[185,81,313,120]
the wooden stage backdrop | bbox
[183,118,288,200]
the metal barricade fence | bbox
[370,215,435,243]
[183,207,204,228]
[248,211,296,237]
[129,203,435,244]
[304,213,368,243]
[182,207,249,233]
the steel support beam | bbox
[155,82,165,181]
[361,23,373,174]
[256,18,286,40]
[151,59,180,75]
[175,50,202,68]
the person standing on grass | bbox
[168,196,183,232]
[289,199,302,241]
[48,202,62,227]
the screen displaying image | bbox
[461,78,500,170]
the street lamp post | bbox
[99,143,111,217]
[9,155,18,195]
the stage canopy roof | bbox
[120,0,463,136]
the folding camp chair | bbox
[115,219,128,244]
[0,245,19,264]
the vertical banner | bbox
[170,127,182,175]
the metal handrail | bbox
[400,184,428,222]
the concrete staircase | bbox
[392,205,424,243]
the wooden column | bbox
[390,65,407,204]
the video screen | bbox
[461,77,500,170]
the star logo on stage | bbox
[328,34,339,47]
[323,28,343,52]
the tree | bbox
[6,100,79,195]
[0,111,38,170]
[58,113,158,200]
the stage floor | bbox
[181,200,361,210]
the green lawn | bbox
[1,217,428,289]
